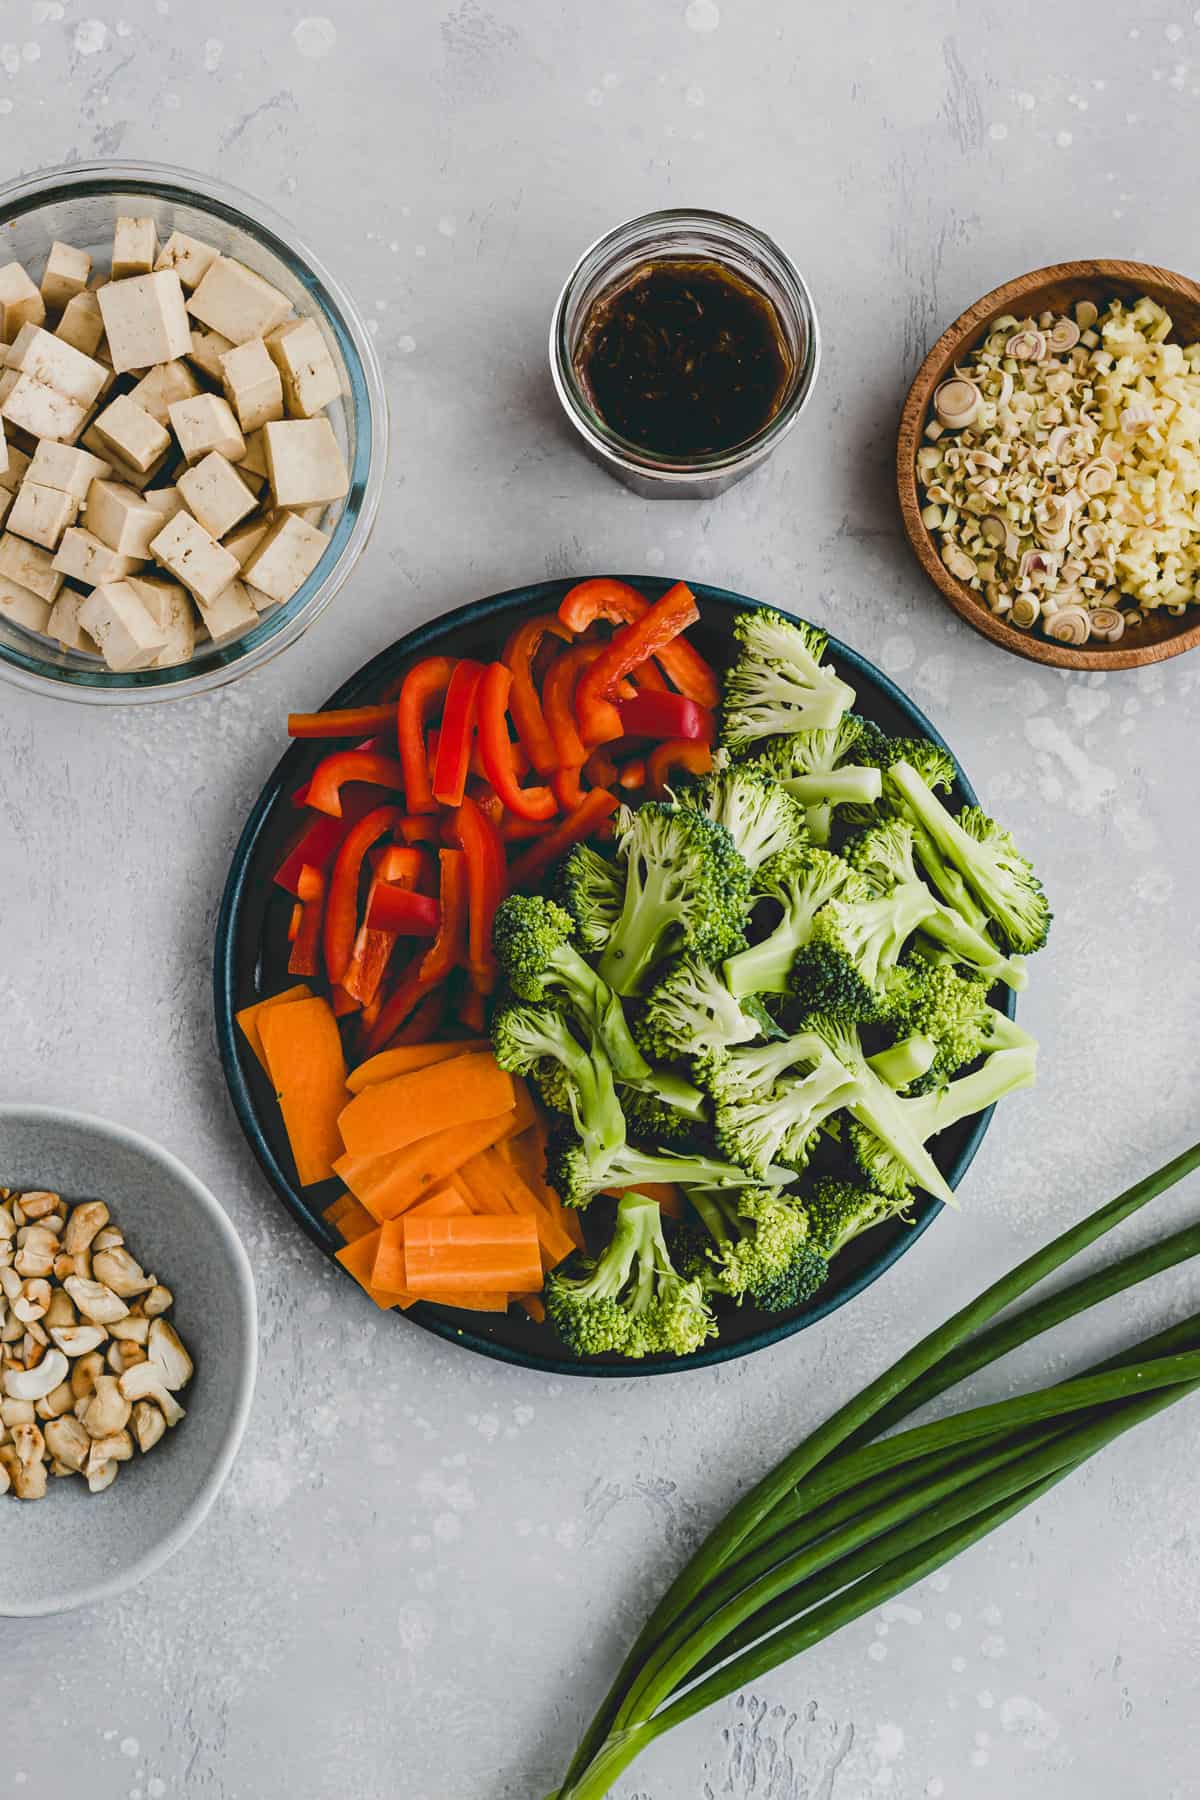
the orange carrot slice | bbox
[335,1084,536,1221]
[235,984,312,1072]
[322,1193,378,1244]
[371,1184,472,1292]
[337,1052,516,1159]
[258,995,347,1187]
[346,1039,491,1094]
[402,1213,541,1296]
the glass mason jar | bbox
[550,208,820,500]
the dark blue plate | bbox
[214,579,1014,1377]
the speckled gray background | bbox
[3,2,1200,1796]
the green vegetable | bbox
[545,1191,716,1359]
[553,842,624,957]
[760,715,883,843]
[678,1185,830,1311]
[719,610,856,754]
[788,878,938,1021]
[722,847,868,998]
[848,1045,1037,1200]
[676,758,810,871]
[490,1002,625,1164]
[546,1119,782,1211]
[635,957,765,1063]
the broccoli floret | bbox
[553,842,624,956]
[491,1002,626,1163]
[761,716,884,844]
[546,1120,783,1211]
[619,1083,699,1145]
[695,1029,834,1108]
[723,847,869,998]
[886,963,998,1090]
[846,821,1028,993]
[545,1192,717,1358]
[720,609,856,754]
[676,758,809,871]
[849,1044,1038,1196]
[867,1032,939,1090]
[887,762,1052,955]
[597,801,751,998]
[803,1175,908,1258]
[788,881,938,1022]
[687,1186,830,1311]
[635,957,765,1062]
[492,893,650,1083]
[712,1044,859,1177]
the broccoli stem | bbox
[599,861,678,997]
[779,767,883,808]
[723,924,802,998]
[918,1045,1037,1136]
[867,1033,937,1088]
[918,906,1028,991]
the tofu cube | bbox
[219,336,283,433]
[85,480,164,558]
[0,575,51,634]
[187,256,292,346]
[192,574,259,642]
[154,231,220,291]
[129,359,200,424]
[241,510,329,604]
[149,509,240,605]
[143,485,188,527]
[0,531,64,600]
[168,393,245,464]
[79,580,168,671]
[262,418,349,509]
[46,587,100,653]
[127,575,195,666]
[176,451,257,539]
[0,263,45,343]
[112,217,159,280]
[266,318,341,417]
[52,526,140,587]
[7,481,78,550]
[0,443,31,494]
[222,516,270,569]
[55,290,105,357]
[41,241,92,313]
[239,427,269,479]
[80,424,170,492]
[28,440,111,499]
[8,324,107,407]
[97,270,191,373]
[187,323,234,382]
[93,394,172,473]
[0,491,12,529]
[1,374,88,443]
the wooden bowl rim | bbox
[896,258,1200,673]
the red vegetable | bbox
[476,663,557,822]
[287,704,398,739]
[305,750,407,818]
[647,736,714,797]
[365,886,441,935]
[323,806,404,987]
[508,787,619,888]
[558,576,719,707]
[618,757,647,791]
[287,865,325,977]
[574,583,704,744]
[397,656,454,814]
[544,641,623,766]
[273,788,381,895]
[364,849,469,1053]
[449,794,507,992]
[502,612,573,775]
[430,659,486,809]
[396,815,442,844]
[616,691,715,743]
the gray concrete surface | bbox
[3,2,1200,1796]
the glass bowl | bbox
[550,208,820,499]
[0,160,388,704]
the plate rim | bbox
[214,576,1012,1378]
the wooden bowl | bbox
[897,259,1200,672]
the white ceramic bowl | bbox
[0,1105,257,1615]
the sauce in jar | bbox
[573,257,792,459]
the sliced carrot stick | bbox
[605,1180,685,1220]
[322,1193,378,1243]
[460,1149,574,1270]
[346,1039,491,1094]
[258,995,347,1187]
[336,1084,536,1220]
[435,1291,511,1313]
[516,1294,546,1324]
[335,1228,407,1309]
[403,1214,542,1296]
[371,1183,472,1292]
[235,984,312,1073]
[506,1118,585,1250]
[337,1052,516,1159]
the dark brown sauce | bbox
[574,258,792,459]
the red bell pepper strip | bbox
[364,885,440,935]
[331,983,362,1017]
[457,982,487,1033]
[544,641,622,764]
[448,794,506,992]
[558,577,719,707]
[397,815,442,844]
[287,865,325,977]
[616,691,715,743]
[502,611,573,775]
[476,663,558,822]
[397,656,455,814]
[508,787,619,889]
[574,583,706,745]
[323,806,403,986]
[553,764,587,811]
[363,849,468,1052]
[502,814,551,842]
[647,737,714,798]
[287,704,398,739]
[392,984,446,1044]
[341,848,429,1006]
[618,756,647,791]
[305,750,407,818]
[582,744,619,789]
[628,657,669,693]
[431,659,486,808]
[274,788,382,895]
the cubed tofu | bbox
[0,574,51,633]
[154,231,220,291]
[143,484,188,527]
[112,217,158,281]
[79,424,170,493]
[0,443,31,494]
[97,270,191,373]
[46,587,100,652]
[222,516,270,569]
[127,574,196,667]
[0,491,12,529]
[129,359,200,424]
[0,263,45,344]
[262,418,349,510]
[176,451,257,539]
[266,317,341,418]
[78,579,168,670]
[0,531,64,600]
[8,324,108,407]
[6,481,78,550]
[149,509,240,605]
[219,336,283,433]
[187,256,292,346]
[52,526,140,587]
[187,323,234,382]
[1,375,88,443]
[238,427,269,479]
[93,394,172,474]
[193,574,259,642]
[41,241,92,313]
[168,393,245,464]
[85,480,164,558]
[27,440,111,500]
[54,290,105,357]
[241,510,329,604]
